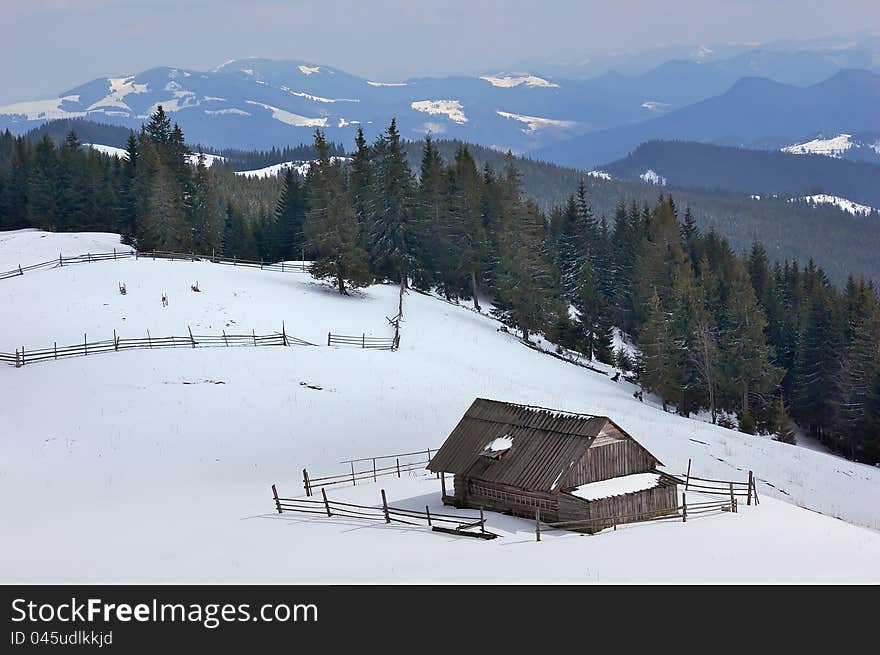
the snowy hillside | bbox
[2,229,879,583]
[790,194,877,216]
[781,132,880,162]
[84,142,226,167]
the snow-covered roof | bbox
[570,472,662,502]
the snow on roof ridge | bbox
[477,398,604,421]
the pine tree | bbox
[304,130,371,295]
[492,159,561,340]
[366,119,416,295]
[413,136,446,293]
[720,262,781,427]
[637,290,680,411]
[274,168,305,261]
[574,255,613,362]
[190,156,223,255]
[771,397,797,444]
[444,144,486,308]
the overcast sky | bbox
[1,0,878,104]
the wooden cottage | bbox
[427,398,678,532]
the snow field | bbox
[1,230,879,582]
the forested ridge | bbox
[1,108,878,463]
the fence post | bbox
[252,330,257,347]
[59,253,62,267]
[535,508,541,542]
[54,342,57,360]
[682,492,687,523]
[362,333,365,349]
[303,468,311,497]
[84,333,87,356]
[21,347,25,366]
[440,473,447,499]
[396,458,401,478]
[752,474,760,505]
[272,484,281,514]
[747,471,753,506]
[321,488,332,517]
[480,506,485,534]
[113,248,116,261]
[327,332,331,346]
[188,326,196,348]
[282,322,288,347]
[147,330,152,349]
[425,506,432,527]
[18,264,22,276]
[685,458,692,490]
[281,261,284,272]
[372,458,377,482]
[729,482,735,512]
[223,330,228,347]
[381,489,390,523]
[15,348,20,368]
[114,329,118,351]
[351,461,356,486]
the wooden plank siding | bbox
[556,483,679,533]
[565,438,659,487]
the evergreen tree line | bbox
[1,110,877,463]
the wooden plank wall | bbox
[556,484,678,532]
[567,439,657,486]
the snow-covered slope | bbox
[234,156,347,179]
[84,143,226,167]
[790,194,877,216]
[781,132,880,163]
[2,230,879,583]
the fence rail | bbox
[272,484,496,539]
[0,249,135,280]
[139,250,308,273]
[302,447,437,495]
[664,460,760,506]
[0,248,309,282]
[327,332,396,351]
[2,324,317,367]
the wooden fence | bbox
[138,250,308,273]
[1,324,316,367]
[326,332,396,351]
[302,447,437,496]
[0,248,308,283]
[272,484,497,539]
[669,460,761,506]
[0,249,135,280]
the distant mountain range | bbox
[2,39,879,157]
[533,69,880,169]
[599,140,880,210]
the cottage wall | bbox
[556,484,679,533]
[566,437,658,487]
[448,476,562,521]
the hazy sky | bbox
[1,0,878,103]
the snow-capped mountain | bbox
[781,132,880,163]
[0,59,610,152]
